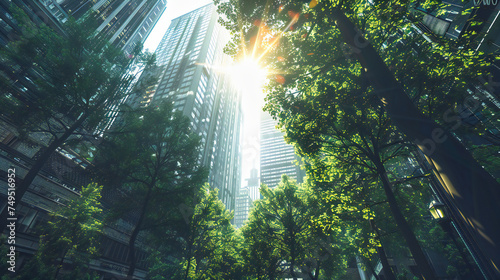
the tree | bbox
[241,207,283,280]
[273,67,436,277]
[145,249,184,280]
[242,176,348,280]
[215,0,500,277]
[17,183,103,280]
[92,101,207,279]
[0,9,149,232]
[181,185,242,280]
[145,186,244,280]
[297,179,353,280]
[259,177,310,280]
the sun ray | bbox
[251,0,272,59]
[236,0,247,58]
[230,0,307,87]
[256,13,299,63]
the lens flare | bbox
[230,58,268,93]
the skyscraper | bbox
[413,1,500,100]
[0,0,167,133]
[92,0,167,54]
[246,168,260,201]
[0,0,167,53]
[128,3,242,212]
[234,187,252,228]
[260,112,305,189]
[234,168,258,228]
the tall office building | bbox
[0,0,166,54]
[246,168,260,201]
[127,4,242,212]
[411,3,500,278]
[234,168,258,228]
[92,0,167,54]
[413,1,500,99]
[234,187,252,228]
[260,112,305,189]
[0,0,167,131]
[18,0,166,52]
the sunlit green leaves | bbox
[18,183,103,280]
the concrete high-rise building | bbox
[92,0,167,54]
[0,0,167,132]
[0,0,166,54]
[234,167,259,228]
[246,168,260,201]
[127,3,242,212]
[260,112,305,189]
[413,1,500,101]
[234,187,252,228]
[0,0,168,168]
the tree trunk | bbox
[184,246,193,280]
[330,9,500,278]
[54,248,69,279]
[376,162,436,280]
[195,256,201,274]
[290,233,297,280]
[314,264,320,280]
[370,219,397,280]
[0,114,88,232]
[309,260,320,280]
[377,244,397,280]
[126,184,153,279]
[268,264,276,280]
[269,271,275,280]
[365,259,381,280]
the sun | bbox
[230,57,268,94]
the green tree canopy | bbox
[180,184,242,280]
[92,101,207,278]
[241,176,349,280]
[215,1,500,276]
[17,183,103,280]
[0,8,152,232]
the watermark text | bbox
[6,167,16,273]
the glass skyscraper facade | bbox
[128,3,242,212]
[260,112,305,189]
[234,168,258,228]
[234,187,252,228]
[0,0,166,54]
[92,0,167,54]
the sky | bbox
[143,0,265,189]
[143,0,213,52]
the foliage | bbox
[146,250,184,280]
[214,0,496,175]
[0,7,145,138]
[470,144,500,182]
[92,100,207,277]
[181,185,242,280]
[213,1,494,278]
[241,176,350,279]
[17,183,103,280]
[0,6,152,233]
[94,100,207,227]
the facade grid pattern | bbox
[127,4,242,212]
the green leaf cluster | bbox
[16,183,103,280]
